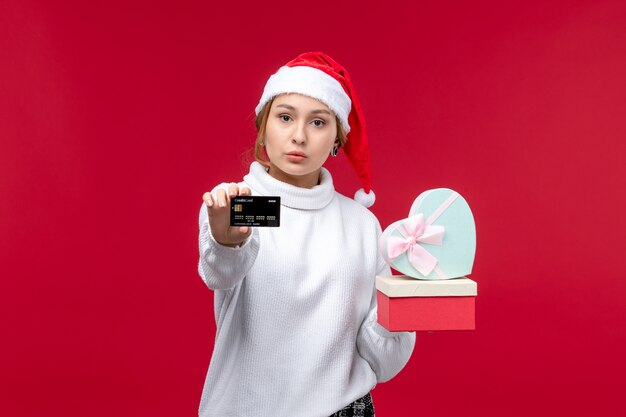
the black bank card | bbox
[230,196,281,227]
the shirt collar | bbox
[243,162,335,210]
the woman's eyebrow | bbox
[275,104,332,115]
[310,109,332,115]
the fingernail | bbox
[219,200,226,207]
[206,199,213,207]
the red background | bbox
[2,1,626,416]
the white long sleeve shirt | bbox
[197,162,415,417]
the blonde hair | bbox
[254,97,348,167]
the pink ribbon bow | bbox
[387,213,445,276]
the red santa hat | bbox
[255,51,376,208]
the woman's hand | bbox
[203,184,252,247]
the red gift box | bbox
[376,275,477,331]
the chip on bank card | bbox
[230,196,281,227]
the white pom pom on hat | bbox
[255,52,375,208]
[354,188,376,207]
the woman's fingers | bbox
[216,188,228,207]
[206,184,250,207]
[203,192,214,208]
[228,183,239,198]
[203,184,254,247]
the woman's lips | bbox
[286,152,307,162]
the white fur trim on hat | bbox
[255,66,352,134]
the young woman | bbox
[198,52,415,417]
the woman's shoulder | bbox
[334,192,380,225]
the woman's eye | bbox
[279,114,291,122]
[312,120,326,127]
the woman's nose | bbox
[291,122,306,144]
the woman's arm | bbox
[356,248,416,382]
[197,183,260,290]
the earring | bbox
[331,146,338,157]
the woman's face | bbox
[264,93,338,188]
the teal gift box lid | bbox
[379,188,476,280]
